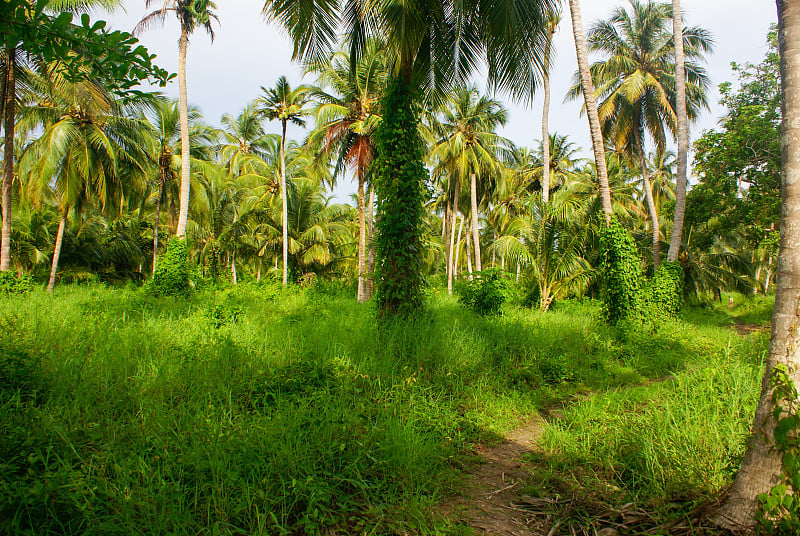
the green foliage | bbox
[641,262,684,319]
[0,272,34,295]
[372,78,427,317]
[458,269,507,316]
[599,219,643,325]
[756,364,800,535]
[147,238,191,297]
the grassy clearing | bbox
[0,284,769,534]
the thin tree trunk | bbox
[152,177,164,274]
[568,0,612,221]
[442,202,451,276]
[257,257,262,282]
[47,212,67,293]
[516,262,520,282]
[640,153,661,269]
[465,213,473,279]
[454,213,464,281]
[542,30,553,204]
[667,0,689,261]
[715,3,800,530]
[1,47,16,271]
[365,186,376,300]
[175,28,191,237]
[447,180,460,295]
[280,120,288,286]
[231,252,237,284]
[470,173,481,272]
[357,174,367,302]
[492,231,497,267]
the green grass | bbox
[0,284,770,534]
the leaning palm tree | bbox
[257,77,312,286]
[263,0,559,315]
[568,0,711,268]
[135,0,218,238]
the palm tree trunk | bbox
[357,173,367,302]
[257,257,262,282]
[492,231,497,267]
[667,0,688,262]
[715,3,800,531]
[152,177,164,274]
[1,47,16,272]
[447,181,460,294]
[442,203,451,276]
[470,173,482,272]
[365,186,376,300]
[47,212,67,293]
[542,34,553,204]
[454,213,464,281]
[640,153,661,269]
[567,0,612,221]
[231,252,237,284]
[175,28,191,237]
[280,119,288,286]
[465,213,473,279]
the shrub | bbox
[147,237,191,297]
[599,219,642,325]
[641,262,684,319]
[458,269,507,316]
[0,272,34,295]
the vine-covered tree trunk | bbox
[176,28,191,237]
[715,2,800,530]
[567,0,612,221]
[1,47,16,272]
[667,0,688,261]
[373,77,426,316]
[47,212,68,292]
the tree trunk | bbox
[443,202,451,276]
[357,173,367,302]
[1,47,16,272]
[465,213,473,279]
[152,177,164,274]
[640,152,661,269]
[542,30,553,204]
[715,2,800,531]
[47,212,67,293]
[280,119,288,286]
[470,173,482,272]
[231,252,237,284]
[567,0,612,221]
[257,257,262,282]
[447,180,460,295]
[667,0,689,261]
[175,28,191,237]
[365,186,376,300]
[454,213,464,281]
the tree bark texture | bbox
[365,186,376,300]
[667,0,689,261]
[1,47,16,271]
[542,31,553,204]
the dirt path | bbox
[447,416,550,536]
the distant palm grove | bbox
[1,0,795,534]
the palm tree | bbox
[135,0,218,238]
[569,0,711,268]
[307,43,388,301]
[667,0,688,262]
[566,0,612,222]
[263,0,559,315]
[257,76,311,286]
[541,9,561,204]
[523,133,583,197]
[429,87,511,278]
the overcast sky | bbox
[101,0,778,202]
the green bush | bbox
[0,271,34,295]
[147,237,191,297]
[599,219,642,325]
[641,262,684,319]
[458,269,507,316]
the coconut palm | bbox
[568,0,711,268]
[522,133,583,197]
[306,42,389,301]
[257,77,312,286]
[135,0,218,238]
[667,0,688,262]
[540,9,561,203]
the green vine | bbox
[599,218,642,325]
[641,261,684,319]
[148,237,192,297]
[372,77,426,317]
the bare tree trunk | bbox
[465,213,473,279]
[454,213,464,281]
[152,177,164,274]
[47,212,67,293]
[640,153,661,269]
[231,252,237,284]
[365,186,376,300]
[542,28,554,204]
[256,257,262,282]
[715,3,800,531]
[470,173,482,272]
[667,0,689,261]
[175,28,191,237]
[357,174,367,302]
[447,180,460,295]
[1,47,16,271]
[280,120,288,286]
[567,0,612,221]
[492,230,497,267]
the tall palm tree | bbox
[523,133,583,196]
[257,76,311,286]
[263,0,559,314]
[430,87,511,277]
[307,43,388,301]
[541,9,561,204]
[569,0,711,268]
[567,0,612,222]
[135,0,218,238]
[667,0,688,262]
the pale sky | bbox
[101,0,778,202]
